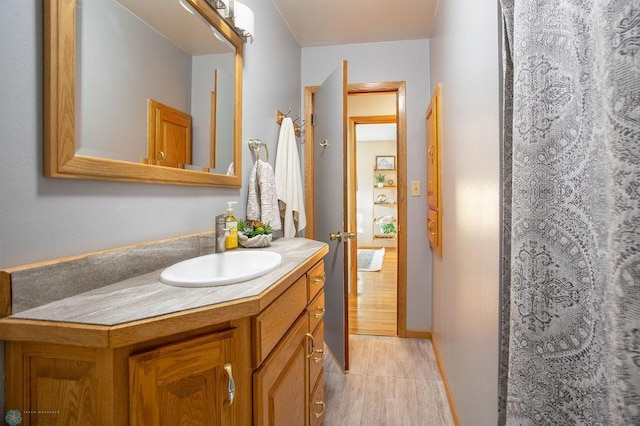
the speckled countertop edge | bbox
[9,238,327,327]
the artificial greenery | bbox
[238,220,272,238]
[380,223,397,234]
[375,173,385,183]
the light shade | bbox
[234,1,254,43]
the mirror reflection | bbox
[76,0,236,174]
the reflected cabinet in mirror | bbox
[44,0,243,187]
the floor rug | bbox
[357,248,385,272]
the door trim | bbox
[304,81,408,338]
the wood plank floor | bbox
[323,335,455,425]
[350,247,397,336]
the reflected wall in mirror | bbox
[44,0,243,187]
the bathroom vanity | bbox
[0,234,328,425]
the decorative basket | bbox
[238,232,272,248]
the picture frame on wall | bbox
[375,155,396,170]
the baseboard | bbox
[431,336,461,426]
[404,329,432,339]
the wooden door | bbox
[129,330,235,426]
[253,315,309,426]
[313,61,350,371]
[147,99,192,168]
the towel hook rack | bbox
[248,139,269,163]
[276,109,303,138]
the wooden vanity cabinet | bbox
[2,249,327,426]
[5,322,248,426]
[253,261,326,425]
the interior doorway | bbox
[304,81,408,348]
[350,110,399,336]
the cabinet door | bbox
[130,330,235,426]
[426,85,441,210]
[309,372,326,426]
[427,208,441,256]
[253,315,309,426]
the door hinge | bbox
[311,113,316,126]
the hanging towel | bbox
[275,117,307,237]
[247,159,282,230]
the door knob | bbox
[344,232,356,240]
[329,232,342,241]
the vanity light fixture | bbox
[233,2,255,43]
[210,0,254,43]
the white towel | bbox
[275,117,307,237]
[247,159,282,230]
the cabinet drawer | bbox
[253,276,307,368]
[308,320,324,390]
[307,290,325,333]
[307,261,325,303]
[309,371,325,426]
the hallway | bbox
[323,335,454,425]
[350,247,397,336]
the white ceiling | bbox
[272,0,439,47]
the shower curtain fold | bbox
[498,0,640,424]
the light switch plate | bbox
[411,181,421,196]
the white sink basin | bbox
[160,250,282,287]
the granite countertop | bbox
[8,238,327,327]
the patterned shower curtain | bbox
[498,0,640,424]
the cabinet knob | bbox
[313,400,326,418]
[313,307,325,319]
[223,363,235,406]
[311,273,325,284]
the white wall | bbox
[429,0,501,424]
[302,40,432,331]
[0,0,301,269]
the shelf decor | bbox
[375,155,396,170]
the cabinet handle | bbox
[428,146,434,159]
[428,221,436,235]
[311,273,325,284]
[313,348,324,363]
[314,307,325,319]
[223,363,235,406]
[305,332,316,358]
[313,400,326,418]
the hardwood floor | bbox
[350,247,397,336]
[323,335,454,425]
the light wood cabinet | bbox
[426,84,443,256]
[2,249,326,426]
[253,260,326,425]
[129,330,235,426]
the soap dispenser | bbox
[225,201,238,250]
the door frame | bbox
[304,81,408,338]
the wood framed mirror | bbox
[44,0,243,187]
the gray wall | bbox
[430,0,501,424]
[302,40,432,331]
[0,0,301,270]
